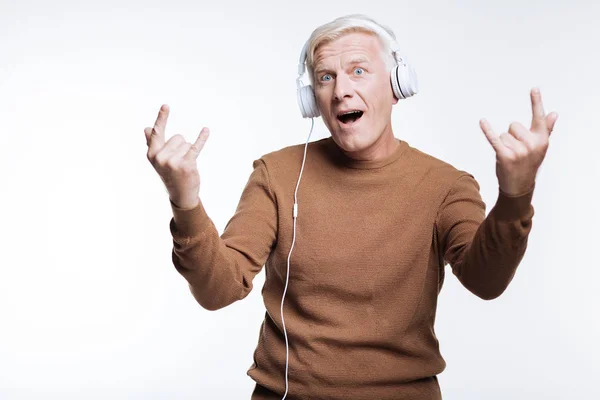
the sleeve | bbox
[168,158,278,310]
[435,173,535,300]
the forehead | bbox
[313,31,383,68]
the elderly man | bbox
[145,14,557,400]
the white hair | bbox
[305,14,398,85]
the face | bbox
[312,31,398,160]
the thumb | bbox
[480,118,502,153]
[546,112,559,136]
[144,127,153,146]
[187,127,210,159]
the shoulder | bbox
[254,138,330,174]
[262,138,327,160]
[403,143,480,195]
[408,144,468,175]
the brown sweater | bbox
[168,137,534,399]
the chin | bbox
[331,130,377,153]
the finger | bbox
[144,126,161,158]
[507,121,533,147]
[480,118,505,154]
[530,87,547,133]
[170,141,194,162]
[154,134,186,163]
[151,104,170,146]
[546,112,559,136]
[499,132,525,154]
[185,127,210,160]
[144,127,153,146]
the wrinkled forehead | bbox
[313,31,383,69]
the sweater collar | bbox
[324,136,409,170]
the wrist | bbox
[499,180,535,197]
[170,196,200,210]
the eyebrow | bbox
[314,57,370,75]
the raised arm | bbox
[436,88,558,300]
[436,174,534,300]
[144,105,277,310]
[168,159,277,310]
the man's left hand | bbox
[479,87,559,196]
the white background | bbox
[1,0,598,398]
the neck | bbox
[342,129,399,162]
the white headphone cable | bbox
[281,117,314,400]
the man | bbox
[144,14,558,400]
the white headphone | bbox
[296,20,419,119]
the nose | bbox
[333,73,354,101]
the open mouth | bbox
[337,110,364,124]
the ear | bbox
[392,96,399,105]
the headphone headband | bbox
[297,20,406,80]
[296,19,418,118]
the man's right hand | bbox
[144,104,210,209]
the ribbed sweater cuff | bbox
[169,197,211,238]
[493,185,535,220]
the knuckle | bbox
[166,158,180,170]
[517,149,528,159]
[521,139,534,151]
[155,155,168,168]
[180,165,194,175]
[166,134,184,146]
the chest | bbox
[271,173,442,301]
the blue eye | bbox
[321,74,332,82]
[354,67,364,75]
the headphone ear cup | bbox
[390,64,419,100]
[297,85,320,118]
